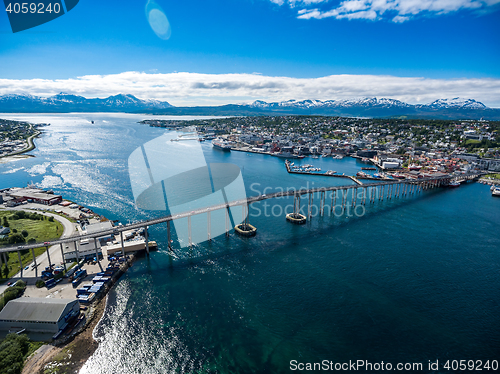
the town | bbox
[142,116,500,174]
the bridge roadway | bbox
[0,171,484,254]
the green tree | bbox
[12,211,25,220]
[3,264,8,278]
[21,230,28,238]
[0,333,30,374]
[8,234,24,244]
[2,217,8,228]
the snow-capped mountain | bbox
[251,99,325,109]
[419,98,486,110]
[0,93,172,112]
[0,93,496,119]
[244,97,496,119]
[251,97,442,109]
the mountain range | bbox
[0,93,173,113]
[0,93,499,120]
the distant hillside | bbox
[1,94,499,120]
[0,93,172,112]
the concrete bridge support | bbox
[31,248,37,278]
[46,246,51,268]
[60,243,66,271]
[17,251,22,277]
[207,211,211,241]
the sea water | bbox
[0,113,498,374]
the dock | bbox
[284,160,392,185]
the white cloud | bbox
[278,0,500,22]
[1,71,500,107]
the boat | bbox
[273,151,299,158]
[325,170,336,175]
[212,138,232,151]
[312,155,319,159]
[356,171,369,178]
[361,167,376,170]
[321,154,329,158]
[391,173,406,179]
[332,155,343,159]
[361,157,369,162]
[491,185,496,191]
[448,181,460,188]
[492,187,500,197]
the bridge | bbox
[0,171,485,276]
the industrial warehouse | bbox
[0,187,62,206]
[0,298,80,335]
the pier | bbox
[284,160,391,184]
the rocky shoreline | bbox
[22,252,139,374]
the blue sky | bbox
[1,0,499,106]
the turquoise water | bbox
[0,114,499,373]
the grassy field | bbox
[0,210,64,280]
[485,173,500,179]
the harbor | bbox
[0,114,498,374]
[0,187,157,344]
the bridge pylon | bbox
[286,193,306,224]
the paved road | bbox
[0,207,76,294]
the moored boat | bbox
[273,151,299,159]
[492,187,500,197]
[212,138,232,151]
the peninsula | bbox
[0,119,44,160]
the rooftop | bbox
[0,298,79,323]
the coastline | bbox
[0,187,144,373]
[23,252,140,374]
[0,128,40,161]
[23,294,106,374]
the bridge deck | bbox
[0,171,485,253]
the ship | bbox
[492,187,500,197]
[212,138,232,151]
[448,181,460,188]
[272,152,302,159]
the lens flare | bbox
[145,0,171,40]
